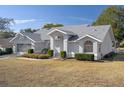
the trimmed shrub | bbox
[5,48,13,54]
[48,50,53,57]
[75,53,94,61]
[22,54,49,59]
[0,49,7,55]
[38,54,49,59]
[60,51,66,59]
[28,49,34,54]
[0,49,3,55]
[41,48,49,54]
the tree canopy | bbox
[0,17,15,39]
[93,6,124,42]
[0,31,15,38]
[0,17,14,31]
[42,23,64,29]
[20,28,38,33]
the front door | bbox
[55,47,60,57]
[54,40,63,57]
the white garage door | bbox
[17,44,32,52]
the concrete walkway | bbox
[0,54,16,60]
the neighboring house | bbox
[0,38,13,51]
[10,24,116,60]
[48,25,116,60]
[9,29,50,55]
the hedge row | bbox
[26,49,95,61]
[22,54,49,59]
[0,48,13,56]
[75,53,94,61]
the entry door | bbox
[55,40,61,57]
[56,47,60,53]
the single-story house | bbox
[48,25,116,60]
[0,38,13,51]
[10,25,116,60]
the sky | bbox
[0,5,109,32]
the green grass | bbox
[0,57,124,86]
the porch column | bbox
[13,44,16,54]
[93,42,98,60]
[63,35,68,53]
[50,36,54,50]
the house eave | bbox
[9,32,36,43]
[75,35,102,43]
[47,29,67,35]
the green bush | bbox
[0,49,8,55]
[41,48,49,54]
[120,43,124,48]
[28,49,34,54]
[75,53,94,61]
[22,54,49,59]
[37,54,49,59]
[60,51,66,59]
[5,48,13,54]
[48,50,53,57]
[0,49,3,55]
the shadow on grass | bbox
[103,53,124,62]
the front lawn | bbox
[0,58,124,86]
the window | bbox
[84,41,93,52]
[99,44,101,52]
[55,36,61,40]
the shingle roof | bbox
[20,25,111,42]
[56,25,111,41]
[34,29,50,40]
[20,32,42,41]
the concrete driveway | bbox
[0,54,16,60]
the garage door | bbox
[17,44,32,52]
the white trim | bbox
[47,29,67,35]
[76,34,102,42]
[9,32,36,43]
[9,32,24,42]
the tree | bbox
[0,17,15,39]
[93,6,124,42]
[42,23,64,29]
[0,17,14,31]
[0,31,15,38]
[20,28,38,33]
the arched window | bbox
[84,41,93,52]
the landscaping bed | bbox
[22,54,49,59]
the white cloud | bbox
[14,19,37,24]
[14,16,93,25]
